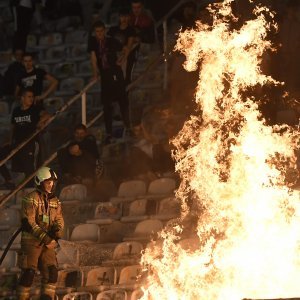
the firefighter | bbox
[17,166,64,300]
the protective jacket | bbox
[21,189,64,243]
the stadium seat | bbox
[55,77,85,97]
[59,184,87,203]
[70,224,100,243]
[77,266,115,293]
[150,196,180,221]
[86,202,121,225]
[53,62,77,79]
[113,265,142,290]
[110,180,147,204]
[67,44,88,62]
[40,45,66,64]
[62,291,92,300]
[148,178,175,196]
[123,219,163,242]
[78,60,93,78]
[121,199,148,223]
[35,32,63,50]
[102,241,143,267]
[64,30,88,46]
[96,289,127,300]
[0,207,20,230]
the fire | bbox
[141,1,300,299]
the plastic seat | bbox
[0,207,20,230]
[70,224,100,243]
[96,290,127,300]
[77,266,115,293]
[77,60,93,78]
[62,291,92,300]
[55,77,85,97]
[40,45,66,64]
[145,178,176,199]
[113,265,142,290]
[110,180,147,204]
[121,199,148,223]
[59,184,87,203]
[102,241,143,267]
[53,62,77,79]
[65,30,88,46]
[67,44,88,62]
[150,197,180,221]
[35,32,63,50]
[123,219,163,242]
[86,202,121,225]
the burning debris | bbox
[141,0,300,299]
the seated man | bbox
[57,124,103,185]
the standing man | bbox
[130,0,155,44]
[15,52,58,105]
[0,88,50,187]
[89,21,130,144]
[17,166,64,300]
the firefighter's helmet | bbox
[35,167,57,186]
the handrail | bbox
[0,79,98,168]
[0,111,103,208]
[155,0,188,29]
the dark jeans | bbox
[101,67,130,135]
[12,5,34,51]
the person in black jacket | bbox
[57,124,103,185]
[89,20,130,144]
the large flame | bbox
[141,1,300,299]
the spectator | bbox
[0,88,50,187]
[108,8,136,85]
[89,20,130,144]
[3,49,24,99]
[130,0,155,44]
[15,52,58,106]
[57,124,103,185]
[11,0,35,51]
[177,1,197,30]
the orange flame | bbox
[141,1,300,299]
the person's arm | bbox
[50,198,64,240]
[36,73,58,102]
[37,110,51,129]
[14,84,21,100]
[90,51,100,81]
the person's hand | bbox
[45,240,58,249]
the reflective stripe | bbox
[41,283,56,299]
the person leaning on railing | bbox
[0,88,50,188]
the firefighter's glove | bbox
[42,234,53,245]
